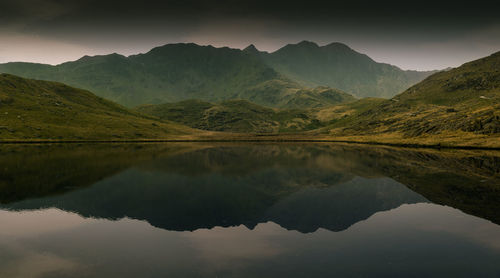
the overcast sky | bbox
[0,0,499,70]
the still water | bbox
[0,143,499,277]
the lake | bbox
[0,143,499,277]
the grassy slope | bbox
[136,83,356,133]
[236,80,356,109]
[320,51,500,147]
[0,74,199,140]
[137,99,326,133]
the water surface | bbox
[0,143,499,277]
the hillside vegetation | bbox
[323,51,500,147]
[138,99,329,133]
[0,74,197,140]
[235,81,356,109]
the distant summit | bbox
[243,44,260,54]
[254,41,435,98]
[295,40,320,48]
[324,42,353,51]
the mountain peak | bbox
[275,41,320,53]
[243,44,260,53]
[324,42,352,51]
[143,43,203,54]
[75,53,126,63]
[296,40,319,48]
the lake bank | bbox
[1,133,499,150]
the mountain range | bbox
[0,41,434,107]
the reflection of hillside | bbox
[314,145,500,224]
[0,143,206,203]
[264,177,427,232]
[137,144,341,176]
[1,143,499,231]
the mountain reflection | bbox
[0,143,499,232]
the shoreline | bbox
[1,138,499,150]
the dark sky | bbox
[1,0,499,70]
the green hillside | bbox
[250,41,434,98]
[0,74,196,140]
[236,81,356,109]
[323,51,500,147]
[0,42,428,107]
[137,99,326,133]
